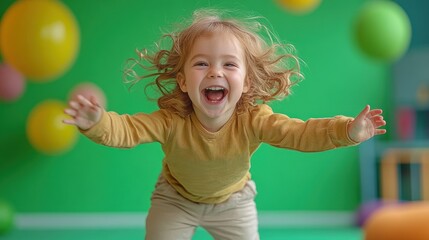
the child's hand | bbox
[63,95,102,130]
[348,105,387,143]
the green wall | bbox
[0,0,389,213]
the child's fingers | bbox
[62,118,76,125]
[63,107,78,126]
[89,95,100,107]
[69,100,81,109]
[369,115,384,122]
[64,108,77,117]
[77,95,93,106]
[77,95,99,110]
[374,120,386,128]
[375,129,387,135]
[368,109,383,117]
[355,105,370,121]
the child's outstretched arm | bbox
[347,105,387,143]
[63,95,103,130]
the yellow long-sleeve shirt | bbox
[82,104,358,204]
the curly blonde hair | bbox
[123,9,302,117]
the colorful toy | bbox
[0,0,80,81]
[27,100,78,155]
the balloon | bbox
[0,200,13,235]
[354,1,411,62]
[277,0,321,14]
[0,0,80,81]
[69,82,107,108]
[27,100,78,155]
[0,63,25,102]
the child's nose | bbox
[208,67,222,78]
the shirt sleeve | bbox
[80,109,172,148]
[250,104,358,152]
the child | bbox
[64,9,386,240]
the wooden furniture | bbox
[380,149,429,201]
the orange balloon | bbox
[27,100,78,155]
[0,0,80,81]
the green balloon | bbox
[355,0,411,61]
[0,200,14,234]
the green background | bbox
[0,0,390,213]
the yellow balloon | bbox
[27,100,77,155]
[0,0,80,81]
[277,0,321,14]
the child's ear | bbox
[243,77,250,93]
[177,72,187,92]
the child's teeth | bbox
[206,87,224,91]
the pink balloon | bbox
[69,82,106,108]
[0,63,25,102]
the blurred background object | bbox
[0,63,25,102]
[354,0,411,62]
[26,100,78,155]
[0,200,14,235]
[0,0,80,81]
[276,0,321,14]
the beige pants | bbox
[145,176,259,240]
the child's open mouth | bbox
[203,86,228,103]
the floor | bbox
[0,227,362,240]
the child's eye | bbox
[225,63,238,68]
[194,62,208,67]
